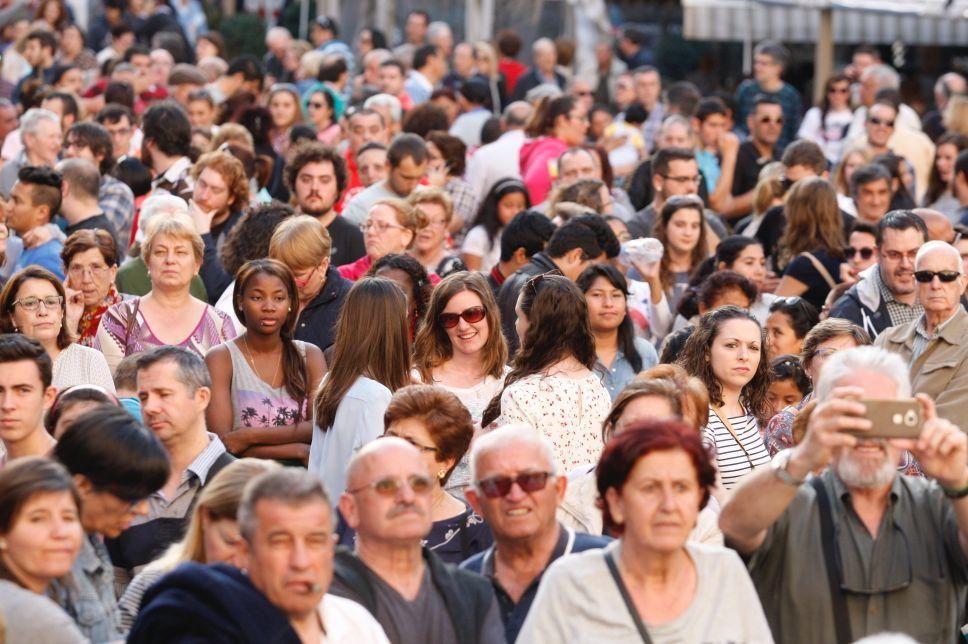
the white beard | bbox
[834,442,897,489]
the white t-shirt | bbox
[320,594,390,643]
[461,225,502,272]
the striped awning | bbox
[682,0,968,45]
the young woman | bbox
[577,264,658,399]
[796,73,854,164]
[923,133,968,219]
[308,277,411,502]
[206,259,326,463]
[832,149,869,216]
[712,235,775,323]
[461,178,530,272]
[302,84,341,145]
[483,274,611,472]
[652,194,709,318]
[677,306,772,490]
[520,95,588,204]
[765,296,820,362]
[267,83,303,157]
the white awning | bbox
[682,0,968,45]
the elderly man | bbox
[461,426,608,643]
[0,108,61,198]
[511,38,565,102]
[331,437,505,644]
[720,345,968,643]
[876,240,968,429]
[129,468,389,642]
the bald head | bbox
[915,239,963,273]
[345,436,423,491]
[503,101,533,129]
[914,208,954,243]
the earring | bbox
[438,470,446,480]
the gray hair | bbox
[265,26,292,45]
[915,240,963,274]
[503,101,532,128]
[364,93,403,124]
[20,108,59,136]
[861,64,900,91]
[532,37,555,56]
[468,425,557,485]
[815,346,911,403]
[238,468,331,541]
[138,194,188,236]
[135,346,212,393]
[660,113,694,136]
[525,83,563,103]
[427,21,452,42]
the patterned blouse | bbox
[78,286,124,348]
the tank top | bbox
[227,339,309,429]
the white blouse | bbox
[53,343,116,393]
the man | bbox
[331,437,505,644]
[404,44,445,106]
[913,207,953,242]
[6,166,66,279]
[56,158,117,239]
[714,95,783,220]
[719,345,968,643]
[356,143,389,190]
[617,27,653,70]
[556,147,597,187]
[63,122,136,246]
[341,108,390,199]
[876,240,968,428]
[186,89,218,130]
[96,23,135,66]
[106,346,233,586]
[150,49,176,91]
[924,72,967,142]
[953,150,968,225]
[857,99,903,157]
[0,335,56,463]
[627,115,703,211]
[377,60,412,111]
[591,38,627,106]
[285,142,365,267]
[141,101,194,199]
[393,9,429,68]
[486,210,556,295]
[262,26,292,85]
[442,42,475,91]
[631,65,664,153]
[13,30,57,103]
[123,45,169,111]
[96,104,138,160]
[465,101,532,198]
[830,210,926,338]
[343,134,428,226]
[734,41,802,151]
[40,92,79,135]
[166,63,207,108]
[450,78,492,148]
[206,55,264,106]
[461,427,609,643]
[851,163,893,224]
[692,96,730,194]
[0,108,61,199]
[130,467,389,642]
[511,38,565,102]
[427,22,454,61]
[846,63,923,142]
[497,215,620,352]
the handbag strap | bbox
[124,297,141,347]
[603,550,654,644]
[810,477,852,644]
[710,406,756,469]
[799,251,838,290]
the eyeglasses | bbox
[439,305,486,329]
[361,219,407,234]
[347,474,432,497]
[758,116,784,125]
[67,264,111,278]
[881,250,918,263]
[913,270,961,283]
[845,246,875,261]
[12,295,63,311]
[383,430,438,453]
[868,116,895,128]
[476,472,554,498]
[293,266,319,288]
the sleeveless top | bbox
[227,339,309,429]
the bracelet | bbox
[942,480,968,499]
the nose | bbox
[659,486,677,511]
[289,539,312,570]
[504,479,528,503]
[51,515,75,538]
[0,390,15,410]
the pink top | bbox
[519,136,569,205]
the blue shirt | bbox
[734,80,803,151]
[15,238,64,280]
[695,149,721,194]
[596,336,659,400]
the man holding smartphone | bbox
[720,345,968,644]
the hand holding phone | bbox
[852,398,923,439]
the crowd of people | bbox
[0,3,968,642]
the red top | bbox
[499,59,528,95]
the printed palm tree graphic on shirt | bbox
[238,392,298,427]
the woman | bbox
[677,306,772,490]
[483,274,611,472]
[519,420,771,643]
[425,131,478,232]
[35,0,69,30]
[339,199,427,281]
[303,83,341,145]
[713,235,776,323]
[765,296,820,362]
[774,177,846,310]
[652,194,709,319]
[45,385,119,439]
[0,266,115,391]
[195,32,226,60]
[57,24,97,74]
[873,152,916,211]
[339,385,492,564]
[308,277,411,503]
[206,259,326,463]
[577,264,658,399]
[366,253,433,341]
[61,229,126,347]
[461,178,530,272]
[520,95,588,204]
[267,83,303,157]
[923,133,968,219]
[408,188,465,277]
[764,318,870,456]
[472,41,507,115]
[832,149,868,216]
[796,74,854,164]
[118,458,278,630]
[95,214,237,374]
[0,457,87,643]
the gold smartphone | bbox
[853,398,923,439]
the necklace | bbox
[241,335,282,388]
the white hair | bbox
[427,21,452,41]
[861,64,900,90]
[815,346,911,403]
[265,26,291,45]
[20,108,59,136]
[364,94,403,124]
[525,83,563,103]
[915,240,963,274]
[468,425,557,485]
[532,38,555,56]
[137,194,189,238]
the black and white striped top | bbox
[702,407,771,490]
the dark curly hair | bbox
[676,305,771,421]
[282,141,347,199]
[220,202,296,277]
[365,253,433,337]
[425,131,466,177]
[401,103,450,139]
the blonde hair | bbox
[371,198,427,250]
[407,188,453,226]
[753,161,785,216]
[268,215,332,271]
[140,212,205,265]
[211,123,255,150]
[944,96,968,137]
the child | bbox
[605,102,647,180]
[766,354,811,418]
[114,353,142,421]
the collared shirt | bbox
[100,170,136,247]
[747,469,968,643]
[911,309,958,363]
[151,156,194,199]
[51,533,124,642]
[596,337,659,400]
[142,433,226,521]
[875,268,923,328]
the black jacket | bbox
[128,562,300,644]
[496,252,559,355]
[510,68,566,102]
[199,209,246,304]
[294,265,351,351]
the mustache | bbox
[387,502,424,519]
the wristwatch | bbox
[772,450,807,487]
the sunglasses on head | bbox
[914,270,961,283]
[845,246,875,260]
[476,472,553,498]
[439,305,486,329]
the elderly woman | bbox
[95,213,237,373]
[518,420,772,642]
[61,229,126,347]
[408,188,465,277]
[337,198,427,282]
[0,266,115,391]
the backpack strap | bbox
[810,476,852,644]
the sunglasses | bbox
[347,474,432,497]
[476,472,554,498]
[845,246,875,260]
[759,116,784,125]
[308,101,326,109]
[914,270,961,283]
[439,305,486,329]
[868,116,895,127]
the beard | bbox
[833,441,897,489]
[298,192,336,217]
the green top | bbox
[115,257,208,300]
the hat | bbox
[314,16,339,36]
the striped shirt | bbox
[702,407,771,490]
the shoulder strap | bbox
[710,406,756,468]
[810,477,852,644]
[603,550,654,644]
[124,297,141,346]
[799,251,838,289]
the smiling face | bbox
[441,289,489,358]
[877,226,924,297]
[710,318,762,392]
[866,103,897,148]
[855,178,891,223]
[1,491,82,591]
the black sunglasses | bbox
[476,472,553,498]
[845,247,875,261]
[914,270,961,283]
[439,306,486,329]
[868,116,895,127]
